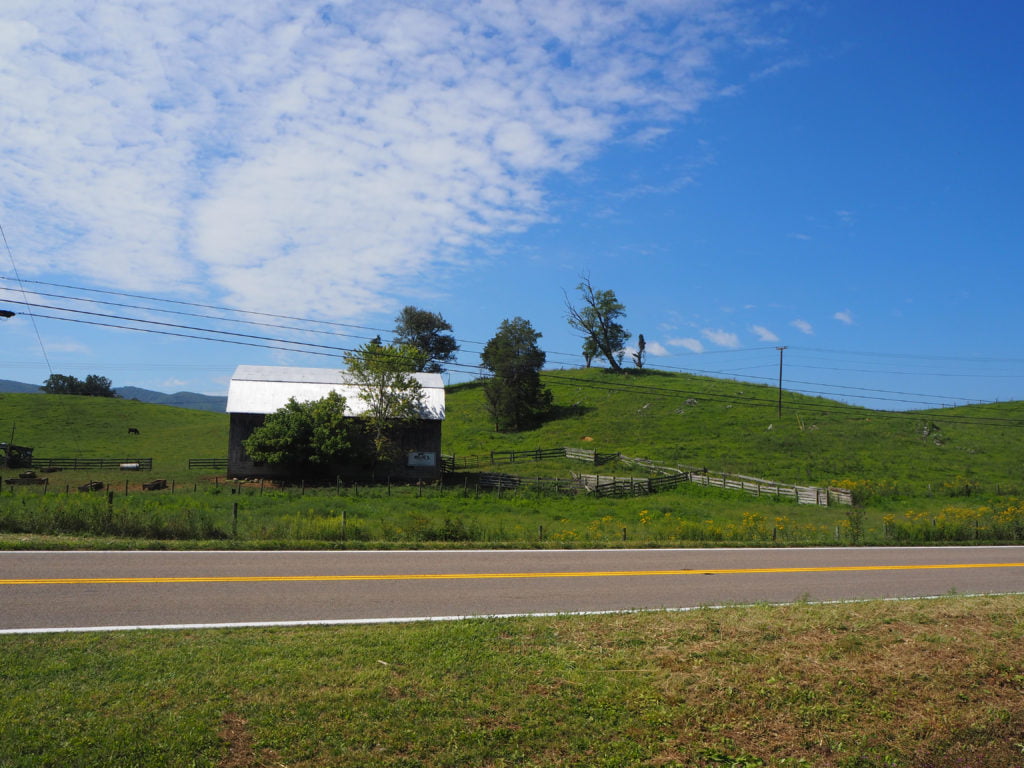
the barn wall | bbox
[227,413,442,481]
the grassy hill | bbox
[445,368,1024,491]
[0,393,228,479]
[3,368,1023,492]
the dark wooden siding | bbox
[227,413,442,481]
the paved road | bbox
[2,547,1023,633]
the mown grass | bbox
[2,595,1024,767]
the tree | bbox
[632,334,647,369]
[393,306,459,373]
[564,275,630,371]
[343,337,428,461]
[83,374,116,397]
[42,373,116,397]
[243,391,356,475]
[480,317,552,432]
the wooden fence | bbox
[476,473,581,494]
[573,471,690,498]
[441,447,619,473]
[188,458,229,470]
[684,470,852,506]
[30,457,153,471]
[449,447,853,506]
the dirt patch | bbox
[219,713,283,768]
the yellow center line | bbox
[2,562,1024,586]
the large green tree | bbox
[343,337,428,461]
[393,306,459,373]
[243,391,356,475]
[42,373,116,397]
[480,317,552,432]
[564,275,630,371]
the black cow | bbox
[128,427,140,435]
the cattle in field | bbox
[128,427,140,435]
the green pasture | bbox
[3,370,1024,549]
[2,595,1023,767]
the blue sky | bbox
[1,0,1022,410]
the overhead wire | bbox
[2,278,1006,406]
[3,276,1023,424]
[12,304,1024,428]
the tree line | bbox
[35,278,637,474]
[245,275,636,475]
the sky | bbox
[1,0,1022,412]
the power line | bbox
[4,276,1022,413]
[11,304,1024,428]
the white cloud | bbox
[0,1,762,319]
[646,340,669,356]
[669,337,704,353]
[834,309,854,325]
[791,318,813,335]
[752,325,778,342]
[45,340,92,355]
[701,328,740,348]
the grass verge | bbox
[2,595,1024,767]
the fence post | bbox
[124,479,129,497]
[232,502,238,538]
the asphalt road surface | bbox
[2,546,1023,634]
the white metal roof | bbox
[226,365,445,420]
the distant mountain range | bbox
[0,380,227,413]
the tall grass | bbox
[4,481,1024,548]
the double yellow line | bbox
[3,561,1024,586]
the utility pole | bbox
[776,346,787,418]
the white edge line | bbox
[3,592,1022,636]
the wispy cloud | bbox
[701,328,740,348]
[791,318,813,335]
[752,325,779,342]
[834,309,854,325]
[669,337,704,354]
[646,340,669,357]
[0,1,762,320]
[45,340,92,355]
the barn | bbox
[226,364,446,481]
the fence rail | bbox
[449,447,854,506]
[442,447,620,473]
[31,457,153,471]
[476,473,581,494]
[686,471,852,506]
[188,458,229,470]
